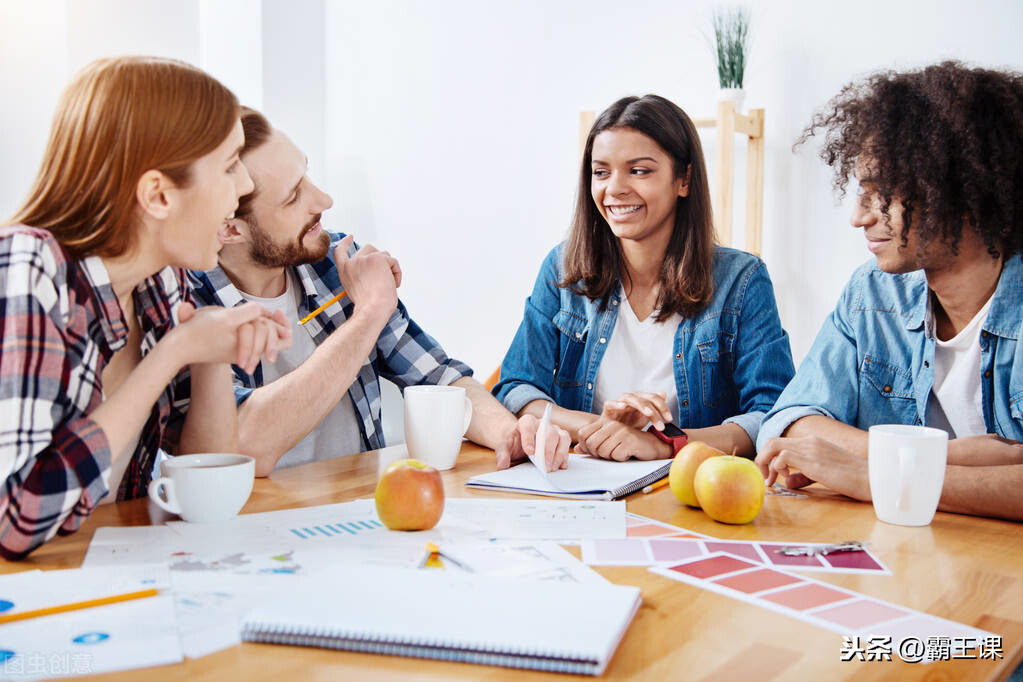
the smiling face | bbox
[590,127,689,247]
[237,129,332,268]
[851,157,923,274]
[161,118,253,271]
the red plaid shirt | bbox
[0,226,192,559]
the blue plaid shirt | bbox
[188,232,472,451]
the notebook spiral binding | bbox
[241,622,602,675]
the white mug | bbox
[148,453,255,523]
[403,385,472,470]
[868,425,948,526]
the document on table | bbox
[0,568,181,679]
[466,454,671,500]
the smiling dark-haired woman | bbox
[493,94,794,464]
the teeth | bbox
[608,205,641,215]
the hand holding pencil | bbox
[302,235,401,325]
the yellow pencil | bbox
[642,477,670,494]
[299,289,347,325]
[0,588,160,625]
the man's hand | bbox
[334,235,400,321]
[754,436,870,500]
[948,434,1023,466]
[600,391,673,431]
[575,417,673,461]
[494,414,570,472]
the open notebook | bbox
[466,453,671,500]
[241,566,641,676]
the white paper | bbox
[164,497,626,543]
[0,565,169,617]
[439,541,609,585]
[467,454,670,499]
[0,595,181,679]
[527,403,553,480]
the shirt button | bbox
[675,352,683,359]
[611,299,618,306]
[681,400,689,407]
[981,331,988,338]
[883,385,893,393]
[575,332,582,339]
[599,337,607,344]
[923,361,929,368]
[984,370,992,378]
[587,382,593,390]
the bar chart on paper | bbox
[289,519,385,540]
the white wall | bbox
[323,0,1023,375]
[2,0,1022,379]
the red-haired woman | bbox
[0,56,291,558]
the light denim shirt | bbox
[493,243,795,445]
[758,254,1023,448]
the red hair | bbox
[10,56,239,258]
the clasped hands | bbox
[576,391,675,462]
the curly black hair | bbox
[798,61,1023,258]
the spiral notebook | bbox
[465,454,671,500]
[241,566,641,675]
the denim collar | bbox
[914,253,1022,339]
[984,253,1023,340]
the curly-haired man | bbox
[756,61,1023,521]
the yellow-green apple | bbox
[374,459,445,530]
[669,442,726,507]
[693,455,765,524]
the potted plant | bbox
[711,6,751,112]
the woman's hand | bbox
[172,302,292,373]
[600,391,673,431]
[576,417,673,461]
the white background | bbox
[2,0,1021,379]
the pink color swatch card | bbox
[581,537,890,575]
[650,552,996,661]
[624,512,710,539]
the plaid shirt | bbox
[0,227,192,559]
[188,231,472,452]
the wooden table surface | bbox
[5,442,1022,681]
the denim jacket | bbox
[493,243,795,445]
[757,255,1023,449]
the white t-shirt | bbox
[592,286,682,423]
[926,293,994,439]
[244,270,364,468]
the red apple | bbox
[693,455,764,524]
[374,459,445,531]
[669,441,726,507]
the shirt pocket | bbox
[696,333,736,408]
[552,310,588,388]
[860,355,918,422]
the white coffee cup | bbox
[403,385,472,470]
[868,425,948,526]
[148,453,255,523]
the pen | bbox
[643,478,669,494]
[0,588,160,625]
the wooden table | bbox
[5,443,1022,681]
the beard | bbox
[247,213,331,268]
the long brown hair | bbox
[9,56,239,259]
[561,94,715,320]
